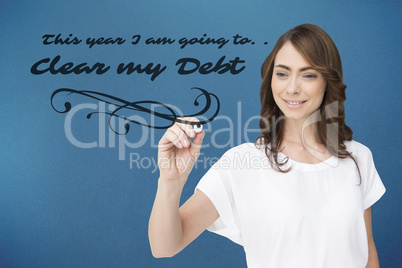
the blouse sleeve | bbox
[195,152,243,245]
[361,148,386,210]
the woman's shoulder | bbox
[344,140,374,159]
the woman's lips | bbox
[283,99,307,108]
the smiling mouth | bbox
[284,99,307,105]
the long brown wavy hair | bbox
[255,23,361,183]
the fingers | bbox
[190,131,205,157]
[159,117,201,150]
[177,117,205,157]
[168,127,190,148]
[176,117,199,139]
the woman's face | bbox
[271,41,326,121]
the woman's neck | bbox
[283,116,321,147]
[280,115,332,163]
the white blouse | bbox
[196,140,386,268]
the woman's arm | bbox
[149,185,218,257]
[148,118,219,258]
[364,207,380,268]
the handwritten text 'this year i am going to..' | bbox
[30,33,255,81]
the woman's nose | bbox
[286,76,300,95]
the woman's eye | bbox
[304,74,317,79]
[276,72,288,78]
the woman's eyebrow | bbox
[274,64,314,72]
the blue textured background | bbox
[1,0,401,267]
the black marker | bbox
[193,123,203,133]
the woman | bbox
[149,24,385,267]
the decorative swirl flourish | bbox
[50,87,220,135]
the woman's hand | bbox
[158,117,205,183]
[150,117,218,258]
